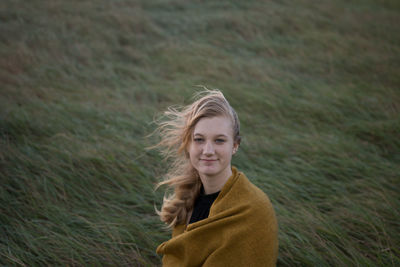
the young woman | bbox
[154,90,278,266]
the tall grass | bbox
[1,0,399,266]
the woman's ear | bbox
[232,143,239,155]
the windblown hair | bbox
[154,89,241,228]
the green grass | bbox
[1,0,399,266]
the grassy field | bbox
[1,0,399,266]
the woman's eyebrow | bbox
[193,133,228,138]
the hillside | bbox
[1,0,399,266]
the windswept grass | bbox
[1,0,399,266]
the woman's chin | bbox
[198,167,219,177]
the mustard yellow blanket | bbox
[156,167,278,266]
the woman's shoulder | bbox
[213,168,275,214]
[236,171,278,230]
[236,171,273,203]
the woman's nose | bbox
[203,141,215,155]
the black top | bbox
[189,189,220,224]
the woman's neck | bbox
[199,166,232,194]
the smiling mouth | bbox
[201,159,217,161]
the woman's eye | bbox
[194,138,204,142]
[215,139,226,143]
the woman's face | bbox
[188,116,238,180]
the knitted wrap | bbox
[156,167,278,266]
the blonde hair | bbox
[154,89,241,227]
